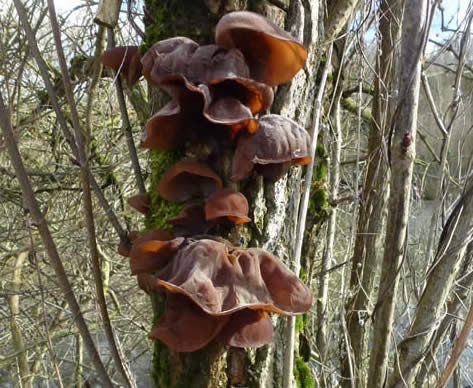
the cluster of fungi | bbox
[103,11,313,352]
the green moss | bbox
[314,160,327,182]
[310,188,328,213]
[315,142,328,159]
[140,0,218,54]
[294,357,315,388]
[152,341,172,388]
[145,150,184,231]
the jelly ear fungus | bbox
[105,11,313,353]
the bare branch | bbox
[0,87,114,388]
[46,1,135,386]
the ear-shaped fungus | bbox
[231,114,311,182]
[141,98,196,150]
[142,39,273,115]
[186,44,274,114]
[158,160,222,202]
[167,205,215,237]
[127,194,151,215]
[128,230,174,275]
[205,189,251,224]
[148,238,312,315]
[218,309,273,348]
[215,11,307,86]
[118,231,138,257]
[142,78,257,150]
[141,37,199,85]
[149,293,229,352]
[101,46,142,86]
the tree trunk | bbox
[143,1,323,387]
[367,0,427,386]
[388,182,473,387]
[343,0,401,384]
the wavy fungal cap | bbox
[215,11,307,86]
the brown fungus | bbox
[218,309,273,348]
[158,160,222,202]
[141,37,199,85]
[186,44,274,114]
[117,231,138,257]
[100,46,142,86]
[127,194,150,215]
[142,39,273,115]
[215,11,307,86]
[149,293,229,352]
[141,98,195,150]
[128,230,174,275]
[161,77,259,138]
[144,238,312,316]
[254,162,292,183]
[205,189,251,224]
[231,114,311,182]
[167,204,215,237]
[142,77,258,150]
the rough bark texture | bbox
[143,1,322,387]
[415,244,473,384]
[388,183,473,387]
[367,0,426,386]
[343,0,401,384]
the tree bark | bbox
[142,1,322,387]
[388,182,473,387]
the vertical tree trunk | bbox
[367,0,427,386]
[388,182,473,387]
[343,0,401,384]
[143,1,322,387]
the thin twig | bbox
[12,0,129,246]
[106,28,146,195]
[46,1,135,386]
[435,296,473,388]
[282,43,333,388]
[0,88,114,388]
[127,0,145,39]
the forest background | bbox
[1,0,473,387]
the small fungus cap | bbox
[127,194,150,215]
[162,77,260,137]
[205,189,251,224]
[231,114,311,181]
[219,309,273,348]
[141,37,199,85]
[142,77,259,150]
[117,231,138,257]
[141,98,194,151]
[128,230,175,275]
[149,293,229,352]
[215,11,307,86]
[167,204,215,237]
[158,160,222,202]
[101,46,142,86]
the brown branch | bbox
[46,1,135,387]
[12,0,129,247]
[106,28,146,195]
[0,86,114,388]
[435,296,473,388]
